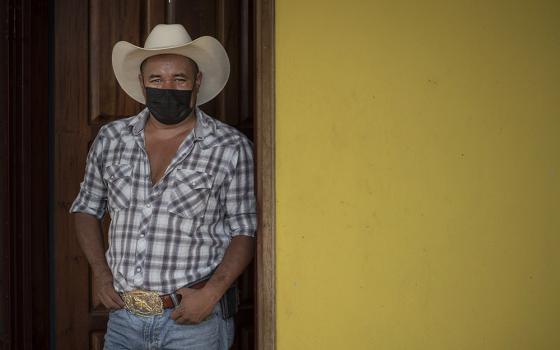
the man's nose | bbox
[162,80,177,89]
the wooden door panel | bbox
[90,0,144,121]
[90,331,105,350]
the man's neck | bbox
[145,111,197,138]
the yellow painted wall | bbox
[275,1,560,349]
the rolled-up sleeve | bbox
[69,130,107,219]
[224,138,257,237]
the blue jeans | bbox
[104,303,234,350]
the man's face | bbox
[139,54,201,105]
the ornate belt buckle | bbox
[122,289,163,317]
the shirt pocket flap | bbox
[103,164,133,182]
[174,169,213,189]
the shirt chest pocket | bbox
[168,169,214,219]
[103,164,133,210]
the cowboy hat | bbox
[112,24,230,106]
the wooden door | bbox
[53,1,255,349]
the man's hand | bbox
[95,274,125,310]
[170,236,254,324]
[170,287,218,324]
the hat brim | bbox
[112,36,230,106]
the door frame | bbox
[254,1,276,349]
[0,0,51,349]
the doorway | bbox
[51,1,275,349]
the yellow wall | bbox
[275,1,560,349]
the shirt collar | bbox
[127,107,216,147]
[128,108,149,135]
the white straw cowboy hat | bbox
[112,24,230,106]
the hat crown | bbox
[144,24,193,49]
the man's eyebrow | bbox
[147,73,190,79]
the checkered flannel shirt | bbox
[70,108,257,293]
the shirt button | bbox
[191,181,197,187]
[139,233,145,238]
[146,203,151,208]
[136,267,142,272]
[137,239,146,251]
[110,175,115,180]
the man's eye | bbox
[150,79,161,83]
[175,78,186,82]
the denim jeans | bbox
[104,303,234,350]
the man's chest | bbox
[100,135,236,215]
[145,134,187,186]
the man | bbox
[70,24,256,349]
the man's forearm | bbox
[74,212,124,309]
[204,235,255,303]
[73,212,112,280]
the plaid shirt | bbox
[70,108,256,293]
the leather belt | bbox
[121,279,208,316]
[160,280,207,309]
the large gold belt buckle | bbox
[122,289,163,317]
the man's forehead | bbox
[141,54,197,72]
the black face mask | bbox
[145,87,193,125]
